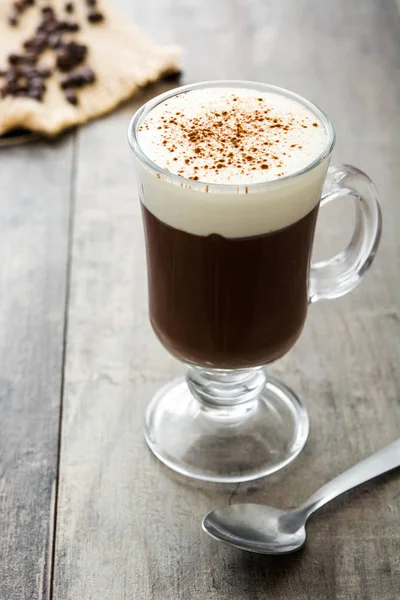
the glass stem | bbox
[185,365,267,421]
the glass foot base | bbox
[144,375,309,483]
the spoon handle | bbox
[299,439,400,519]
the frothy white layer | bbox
[138,87,327,184]
[134,86,330,237]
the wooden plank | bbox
[0,135,74,600]
[54,0,400,599]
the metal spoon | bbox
[202,439,400,554]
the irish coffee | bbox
[136,86,329,368]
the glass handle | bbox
[309,164,382,303]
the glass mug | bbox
[128,81,382,483]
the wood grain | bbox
[53,1,400,599]
[0,135,74,600]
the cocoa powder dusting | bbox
[138,89,326,183]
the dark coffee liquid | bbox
[142,203,319,368]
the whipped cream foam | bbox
[133,84,331,237]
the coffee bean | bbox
[68,71,86,87]
[68,72,83,86]
[67,22,79,31]
[57,42,87,71]
[161,70,183,82]
[48,33,63,48]
[86,0,96,5]
[9,54,20,65]
[60,74,71,88]
[67,41,87,58]
[57,41,88,71]
[23,36,46,55]
[23,45,41,58]
[42,6,55,17]
[25,53,38,64]
[30,77,45,89]
[61,67,95,89]
[56,47,70,71]
[35,66,52,78]
[41,19,58,34]
[58,20,80,32]
[16,65,32,77]
[64,89,77,105]
[36,33,50,47]
[13,1,25,13]
[4,80,16,92]
[65,2,74,12]
[6,84,19,95]
[80,67,95,83]
[8,13,19,26]
[88,10,104,23]
[23,38,36,49]
[28,88,43,101]
[5,71,17,84]
[9,54,37,65]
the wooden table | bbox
[1,1,399,598]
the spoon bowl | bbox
[202,439,400,555]
[203,504,306,554]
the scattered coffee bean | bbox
[59,74,71,88]
[59,66,95,89]
[87,10,104,23]
[30,76,45,89]
[35,66,52,78]
[56,47,70,71]
[64,89,77,105]
[161,70,183,82]
[69,40,87,57]
[28,88,43,101]
[80,66,95,83]
[41,19,58,34]
[42,6,55,17]
[13,1,25,13]
[48,33,63,48]
[5,70,17,83]
[9,53,37,66]
[79,67,93,84]
[70,72,84,87]
[4,83,17,94]
[58,20,80,32]
[24,34,47,55]
[57,41,87,71]
[4,84,16,96]
[65,2,74,12]
[16,65,32,77]
[24,37,38,50]
[8,13,19,26]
